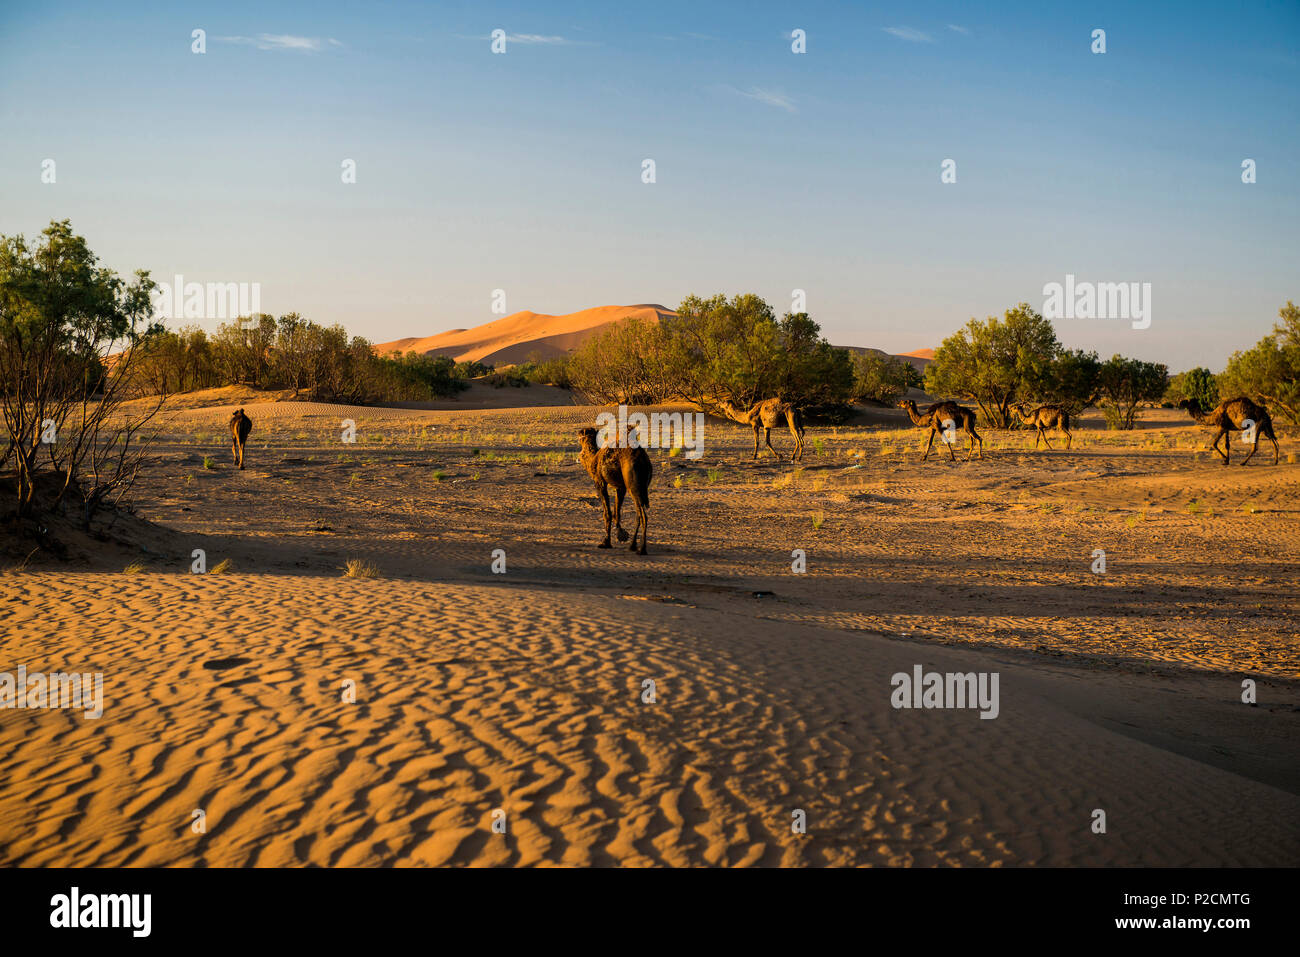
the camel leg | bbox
[597,484,612,548]
[788,416,803,463]
[232,436,239,464]
[921,428,936,461]
[614,485,630,541]
[1062,426,1072,450]
[1213,429,1229,465]
[971,425,983,460]
[752,423,760,460]
[938,423,955,461]
[1039,427,1054,450]
[1267,427,1280,465]
[632,494,648,555]
[764,427,778,459]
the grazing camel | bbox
[1013,403,1073,450]
[900,399,983,461]
[1178,397,1279,466]
[716,397,805,463]
[578,426,652,554]
[228,408,252,470]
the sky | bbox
[1,0,1297,370]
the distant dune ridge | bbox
[374,304,930,369]
[375,304,677,366]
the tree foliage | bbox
[0,220,162,524]
[130,313,469,403]
[924,303,1063,427]
[1164,367,1219,410]
[1096,354,1168,429]
[1218,300,1299,426]
[566,294,854,414]
[849,351,922,404]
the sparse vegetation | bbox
[343,558,380,578]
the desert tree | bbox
[850,351,923,404]
[925,303,1061,427]
[1164,367,1219,411]
[1095,354,1168,429]
[0,220,164,527]
[1218,300,1299,427]
[649,295,853,413]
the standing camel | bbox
[1178,397,1279,466]
[229,408,252,470]
[899,399,983,461]
[716,397,805,463]
[1013,403,1073,450]
[578,426,652,554]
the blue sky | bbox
[2,0,1297,369]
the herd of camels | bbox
[227,392,1281,558]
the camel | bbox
[716,397,805,463]
[1178,397,1278,466]
[229,408,252,470]
[899,399,983,461]
[1013,403,1072,450]
[578,426,652,554]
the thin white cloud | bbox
[456,32,594,46]
[216,34,340,52]
[729,86,796,113]
[503,33,573,45]
[883,26,934,43]
[947,24,970,35]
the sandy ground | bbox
[1,398,1298,866]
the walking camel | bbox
[1178,397,1279,466]
[900,399,983,461]
[1013,403,1073,451]
[716,397,805,463]
[578,426,652,554]
[229,408,252,470]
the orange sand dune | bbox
[377,303,932,372]
[376,304,676,366]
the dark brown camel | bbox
[1013,403,1073,450]
[1179,397,1278,466]
[229,408,252,470]
[900,399,983,461]
[717,397,805,462]
[578,426,652,554]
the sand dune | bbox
[3,572,1295,866]
[375,304,676,366]
[376,304,932,371]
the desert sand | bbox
[374,304,677,365]
[1,397,1297,866]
